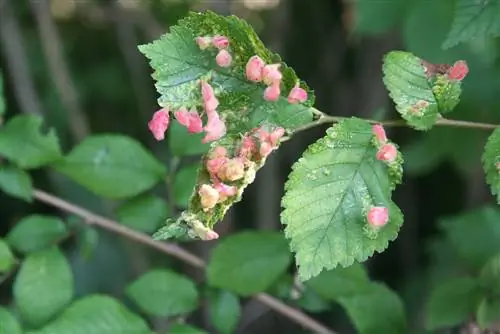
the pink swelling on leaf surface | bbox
[204,230,219,240]
[287,84,308,104]
[376,143,398,163]
[367,206,389,227]
[216,49,232,67]
[269,128,285,146]
[199,184,219,211]
[201,80,219,113]
[259,141,273,158]
[246,55,266,82]
[214,181,237,197]
[264,81,281,101]
[212,35,229,49]
[148,108,170,141]
[174,107,203,133]
[195,36,212,50]
[372,124,387,144]
[448,60,469,81]
[262,64,282,86]
[203,111,226,143]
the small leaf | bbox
[443,0,500,49]
[207,231,291,296]
[307,264,370,300]
[338,283,407,334]
[476,296,500,330]
[29,295,150,334]
[479,253,500,294]
[169,122,210,157]
[116,195,169,233]
[7,215,68,254]
[54,135,166,199]
[0,239,15,273]
[0,307,22,334]
[169,323,207,334]
[126,269,198,317]
[0,115,62,169]
[208,290,241,334]
[13,247,74,327]
[482,128,500,203]
[173,163,199,207]
[281,118,404,281]
[0,165,33,201]
[439,206,500,271]
[425,277,482,330]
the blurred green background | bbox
[1,0,500,333]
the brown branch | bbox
[32,188,337,334]
[29,0,90,141]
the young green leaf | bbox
[173,163,200,207]
[169,121,210,157]
[476,296,500,330]
[54,135,166,199]
[207,231,291,296]
[482,128,500,203]
[338,283,407,334]
[439,206,500,271]
[479,253,500,294]
[126,269,198,317]
[116,195,169,233]
[382,51,464,130]
[442,0,500,49]
[29,295,151,334]
[6,215,68,254]
[0,165,33,202]
[208,289,241,334]
[425,277,482,330]
[169,323,207,334]
[0,239,15,274]
[13,247,74,327]
[0,115,62,169]
[281,118,404,281]
[0,307,22,334]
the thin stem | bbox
[32,189,337,334]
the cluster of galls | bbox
[198,127,285,212]
[365,124,400,229]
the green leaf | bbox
[207,231,291,296]
[29,295,151,334]
[281,118,404,281]
[54,135,166,199]
[169,122,210,157]
[338,283,407,334]
[0,239,15,273]
[0,307,22,334]
[482,128,500,203]
[439,206,500,271]
[0,165,33,201]
[0,115,62,169]
[353,0,408,36]
[77,226,99,261]
[14,247,74,327]
[425,277,482,330]
[476,296,500,330]
[295,288,331,313]
[173,163,200,207]
[443,0,500,49]
[169,324,207,334]
[307,264,370,300]
[126,269,198,317]
[7,215,68,254]
[0,73,5,117]
[208,290,241,334]
[116,195,169,233]
[479,253,500,294]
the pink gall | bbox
[217,158,245,182]
[372,124,387,144]
[148,108,170,141]
[174,107,203,133]
[204,230,219,240]
[198,184,219,211]
[376,143,398,163]
[206,156,228,176]
[259,141,273,158]
[269,128,285,146]
[211,146,228,159]
[174,107,190,127]
[201,80,219,113]
[287,84,308,104]
[195,36,212,50]
[246,55,266,82]
[264,81,281,102]
[367,206,389,227]
[214,181,238,199]
[239,136,257,159]
[203,111,226,143]
[262,64,282,86]
[212,35,229,49]
[216,49,232,68]
[448,60,469,81]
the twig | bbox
[32,188,337,334]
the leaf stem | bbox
[32,189,338,334]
